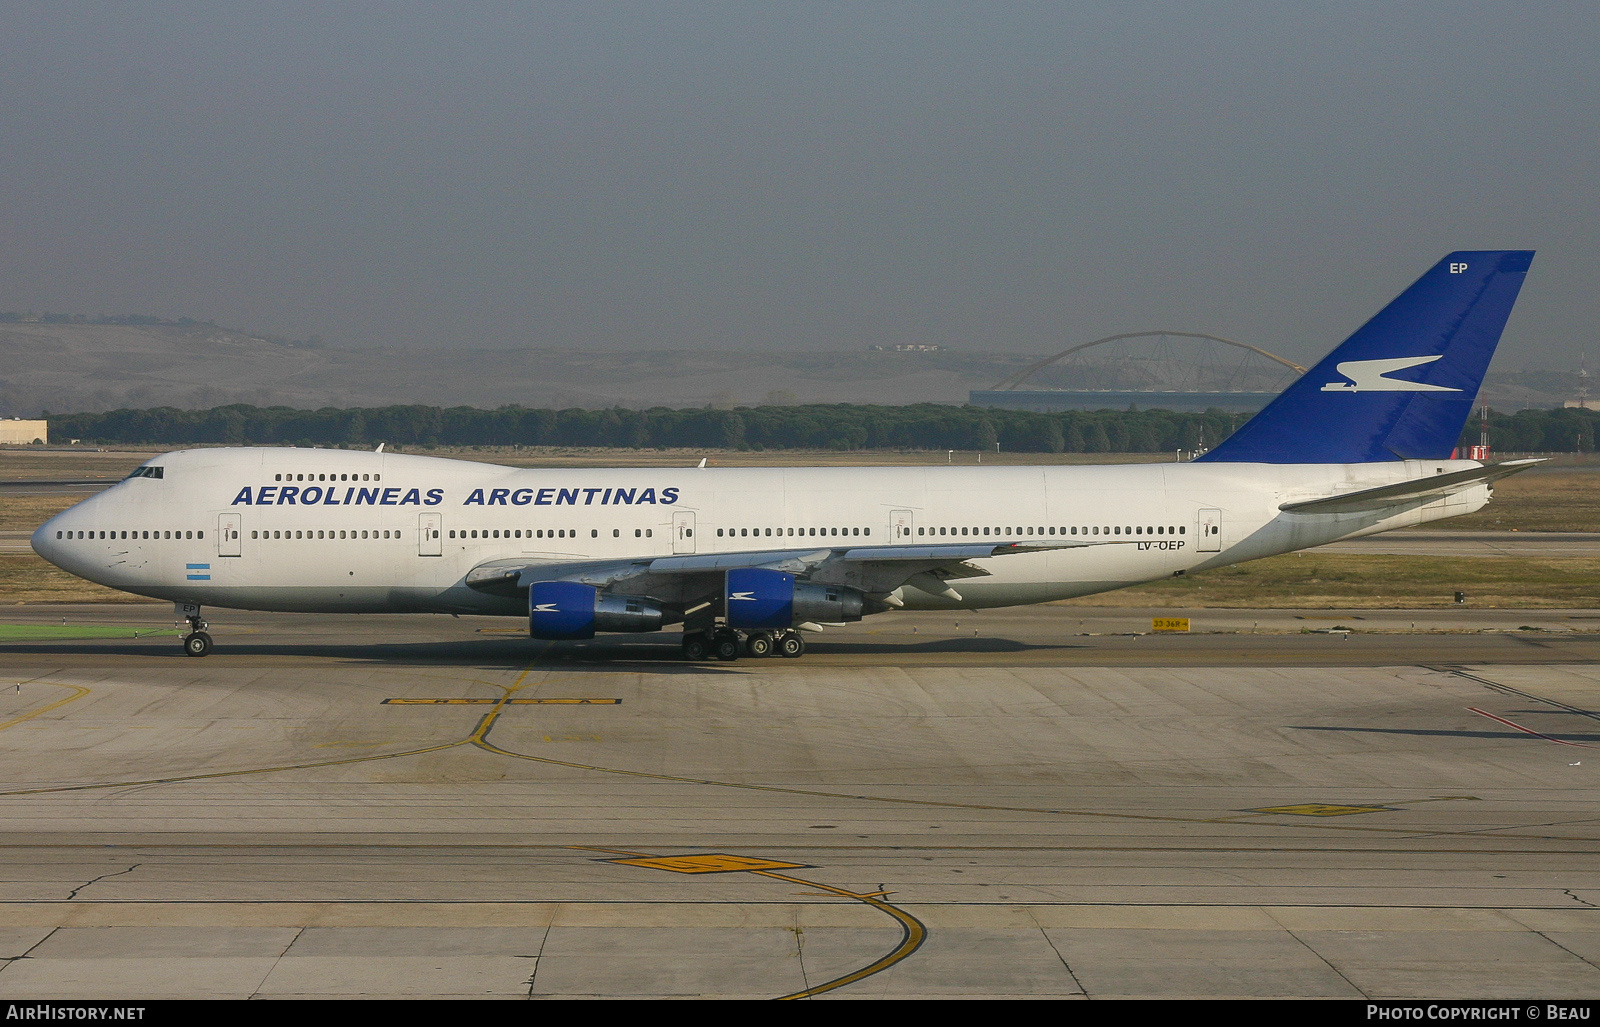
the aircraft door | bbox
[217,513,241,557]
[890,509,915,541]
[672,511,696,554]
[419,512,443,556]
[1197,508,1222,552]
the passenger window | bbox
[646,529,652,538]
[591,529,598,538]
[613,529,620,537]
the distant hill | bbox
[0,320,1576,416]
[0,321,1039,415]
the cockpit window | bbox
[125,466,165,480]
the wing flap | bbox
[465,538,1110,598]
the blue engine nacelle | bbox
[725,568,864,629]
[529,581,667,639]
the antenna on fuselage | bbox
[374,443,385,453]
[697,457,706,468]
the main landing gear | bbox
[178,603,212,657]
[681,627,805,662]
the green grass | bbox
[0,555,147,603]
[0,623,176,640]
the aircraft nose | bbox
[32,513,70,568]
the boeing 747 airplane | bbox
[33,251,1536,659]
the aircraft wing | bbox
[465,537,1116,603]
[1278,458,1543,514]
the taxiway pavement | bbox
[1,605,1597,999]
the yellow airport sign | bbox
[1152,617,1190,632]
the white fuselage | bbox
[32,448,1488,617]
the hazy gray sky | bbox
[2,2,1596,368]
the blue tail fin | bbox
[1198,251,1533,463]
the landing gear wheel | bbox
[778,631,805,658]
[183,631,213,658]
[681,633,710,661]
[713,631,742,662]
[745,631,774,658]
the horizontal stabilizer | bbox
[1278,459,1543,514]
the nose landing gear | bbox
[177,602,212,657]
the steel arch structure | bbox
[989,332,1306,392]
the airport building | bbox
[970,389,1277,413]
[0,417,47,444]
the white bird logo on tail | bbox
[1320,355,1461,393]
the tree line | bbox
[44,402,1600,454]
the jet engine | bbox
[528,581,668,639]
[724,568,865,629]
